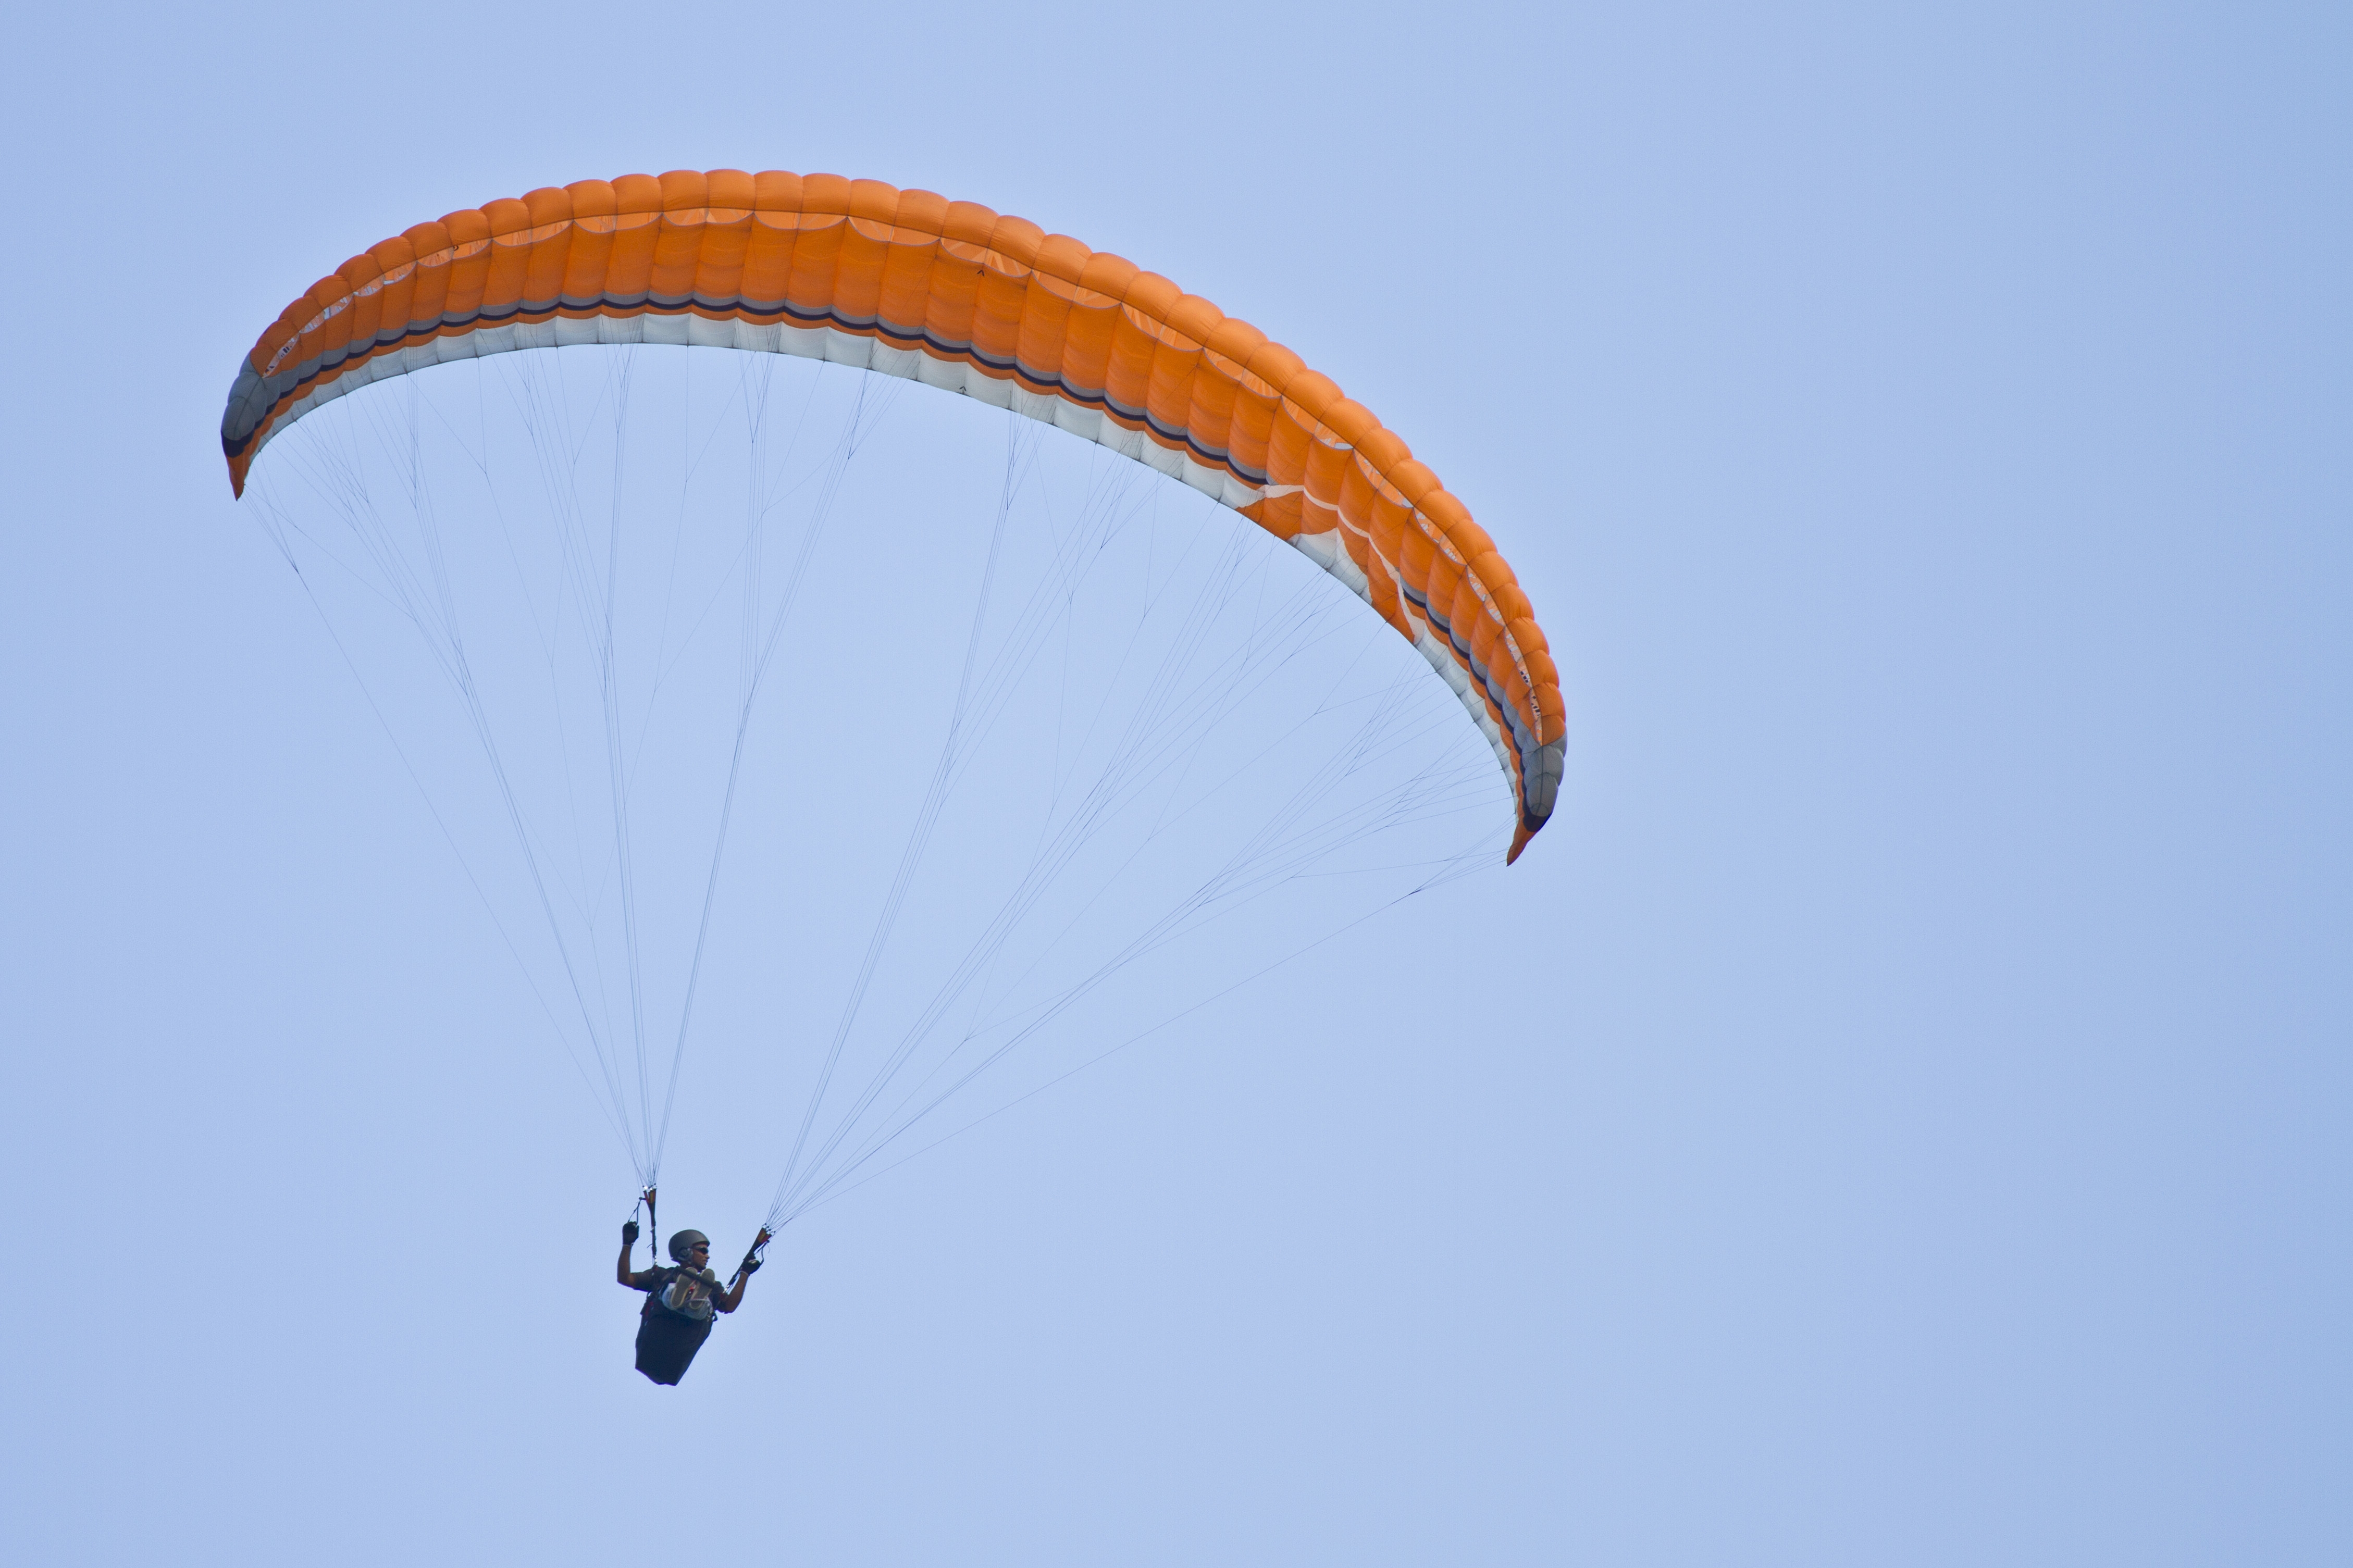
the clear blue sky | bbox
[3,2,2347,1563]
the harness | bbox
[641,1265,717,1322]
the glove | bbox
[622,1219,641,1245]
[739,1254,764,1276]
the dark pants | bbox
[634,1308,714,1386]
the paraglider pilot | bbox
[619,1220,764,1385]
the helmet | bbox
[667,1229,711,1263]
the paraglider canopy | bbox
[219,168,1566,859]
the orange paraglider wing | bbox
[221,170,1565,856]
